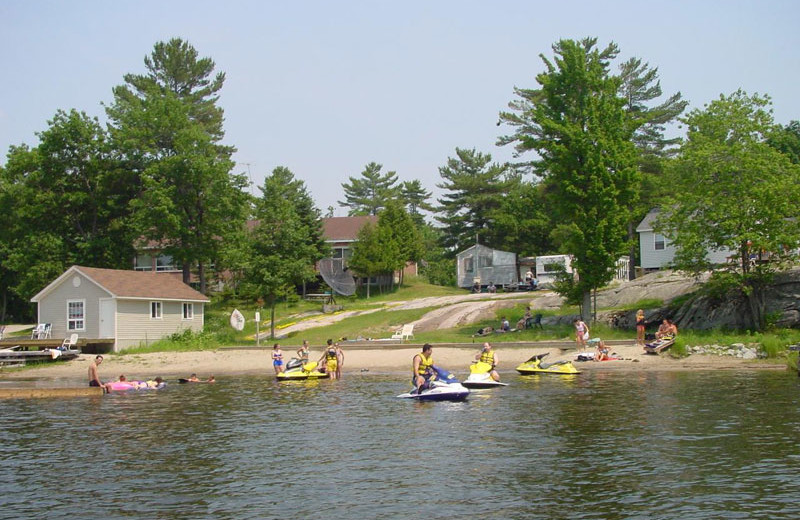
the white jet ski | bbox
[462,361,508,389]
[397,366,469,401]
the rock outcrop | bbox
[540,268,800,331]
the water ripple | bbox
[1,371,799,519]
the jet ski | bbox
[276,358,330,381]
[397,366,470,401]
[516,352,581,375]
[462,361,508,389]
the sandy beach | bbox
[0,341,788,386]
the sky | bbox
[1,0,799,215]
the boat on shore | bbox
[0,345,81,366]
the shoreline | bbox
[0,342,789,386]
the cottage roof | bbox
[636,208,660,233]
[322,216,378,241]
[31,266,210,302]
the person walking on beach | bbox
[412,344,435,394]
[271,343,284,374]
[574,318,589,350]
[636,309,646,346]
[475,342,500,382]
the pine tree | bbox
[338,162,399,215]
[498,38,639,320]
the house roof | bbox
[322,216,377,242]
[31,266,210,303]
[636,208,660,233]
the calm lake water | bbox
[1,369,799,520]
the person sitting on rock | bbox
[656,319,675,340]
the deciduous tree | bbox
[658,90,800,330]
[0,110,136,316]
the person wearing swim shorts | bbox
[271,343,284,374]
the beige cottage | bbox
[31,265,209,352]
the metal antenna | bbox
[240,162,255,195]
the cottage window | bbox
[464,257,474,273]
[183,303,194,320]
[67,300,85,331]
[654,234,666,251]
[478,255,493,268]
[134,254,153,271]
[332,247,352,271]
[542,261,564,273]
[150,301,163,319]
[156,255,176,272]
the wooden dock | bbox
[0,387,104,399]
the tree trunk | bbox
[582,290,592,323]
[628,220,637,280]
[745,282,766,331]
[182,262,191,285]
[198,261,207,294]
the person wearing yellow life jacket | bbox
[475,342,500,382]
[318,339,340,379]
[412,344,435,394]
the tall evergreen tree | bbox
[266,166,328,259]
[435,147,512,254]
[348,221,400,297]
[498,38,639,320]
[338,162,399,215]
[106,38,248,292]
[240,168,328,337]
[618,57,688,279]
[399,179,434,225]
[378,200,424,285]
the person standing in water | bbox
[335,342,344,379]
[319,339,339,379]
[297,340,311,363]
[271,343,284,374]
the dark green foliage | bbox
[348,221,400,297]
[106,38,248,292]
[399,179,434,225]
[339,162,399,216]
[0,110,138,317]
[238,167,328,336]
[435,147,514,254]
[498,38,639,319]
[659,90,800,330]
[768,120,800,164]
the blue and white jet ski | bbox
[397,366,470,401]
